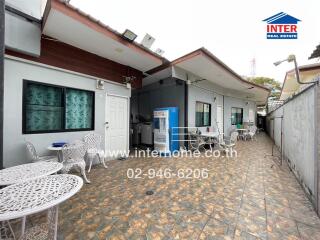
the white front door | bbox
[105,94,129,157]
[217,106,224,134]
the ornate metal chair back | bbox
[25,141,39,161]
[84,133,102,150]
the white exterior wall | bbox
[283,88,315,196]
[4,57,130,167]
[5,0,45,19]
[187,80,256,135]
[5,10,41,56]
[267,86,316,201]
[5,0,44,56]
[224,96,256,135]
[188,84,223,133]
[268,107,284,148]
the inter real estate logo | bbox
[263,12,301,39]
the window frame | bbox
[231,107,243,125]
[22,80,95,134]
[195,101,211,127]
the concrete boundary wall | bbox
[267,84,318,212]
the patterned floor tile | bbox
[236,214,267,240]
[20,133,320,240]
[234,228,262,240]
[199,218,235,239]
[266,212,300,239]
[296,222,320,240]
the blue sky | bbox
[71,0,320,83]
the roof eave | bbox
[147,48,270,93]
[45,0,168,65]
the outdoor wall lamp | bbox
[122,29,137,42]
[274,55,318,85]
[123,76,136,89]
[96,79,104,90]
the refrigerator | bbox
[153,107,179,155]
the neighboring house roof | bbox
[279,63,320,100]
[309,43,320,59]
[145,48,270,105]
[263,12,301,24]
[42,0,168,72]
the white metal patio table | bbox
[0,161,62,239]
[201,132,220,138]
[0,161,63,186]
[236,128,248,140]
[47,146,64,162]
[0,174,83,239]
[200,132,220,150]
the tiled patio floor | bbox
[56,133,320,240]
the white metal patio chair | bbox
[218,132,239,154]
[83,133,107,172]
[244,125,257,141]
[19,207,57,240]
[188,132,206,152]
[0,221,15,240]
[25,142,58,163]
[61,142,90,183]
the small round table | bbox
[0,174,83,239]
[0,161,63,186]
[47,146,64,162]
[236,129,248,140]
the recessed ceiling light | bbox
[122,29,137,42]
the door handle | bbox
[105,122,109,129]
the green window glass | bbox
[23,80,94,134]
[65,89,93,130]
[231,107,243,125]
[195,101,211,127]
[25,83,63,132]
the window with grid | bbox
[23,80,94,134]
[195,101,211,127]
[231,107,243,125]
